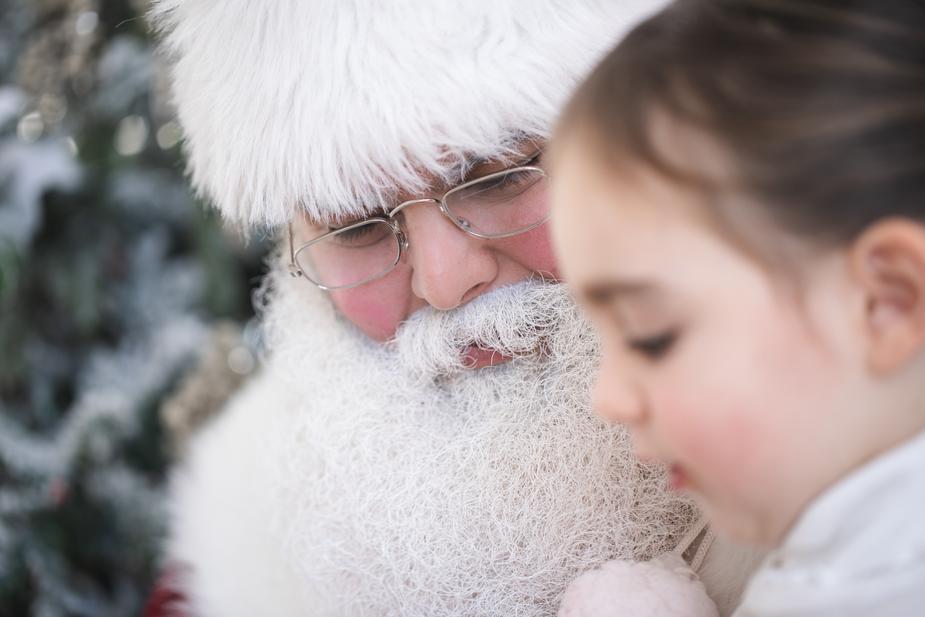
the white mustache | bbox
[389,280,582,380]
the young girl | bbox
[550,0,925,615]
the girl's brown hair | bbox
[559,0,925,248]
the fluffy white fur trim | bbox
[149,0,666,228]
[166,375,310,616]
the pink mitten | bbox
[558,554,719,617]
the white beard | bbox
[168,258,698,617]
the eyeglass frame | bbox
[288,153,548,291]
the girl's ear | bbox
[850,219,925,375]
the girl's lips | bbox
[668,463,689,491]
[462,345,513,369]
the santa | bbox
[146,0,761,615]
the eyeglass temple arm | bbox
[288,224,294,263]
[287,223,302,277]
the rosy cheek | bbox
[329,267,412,342]
[500,224,561,280]
[655,392,757,486]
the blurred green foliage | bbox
[0,1,268,615]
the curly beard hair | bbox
[167,256,697,617]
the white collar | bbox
[772,427,925,578]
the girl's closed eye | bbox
[625,330,678,360]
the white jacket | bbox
[734,429,925,617]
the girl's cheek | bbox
[659,391,760,486]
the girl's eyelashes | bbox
[625,330,678,360]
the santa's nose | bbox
[402,205,498,311]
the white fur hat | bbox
[151,0,665,228]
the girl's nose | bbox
[593,344,646,426]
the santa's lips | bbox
[668,463,689,491]
[462,345,514,369]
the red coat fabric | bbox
[142,569,188,617]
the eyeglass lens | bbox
[443,167,546,236]
[296,220,401,289]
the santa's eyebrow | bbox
[456,137,543,180]
[455,151,512,179]
[579,280,656,307]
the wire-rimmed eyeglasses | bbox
[288,153,548,291]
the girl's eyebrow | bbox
[579,280,656,307]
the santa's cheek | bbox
[331,287,405,342]
[500,224,561,279]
